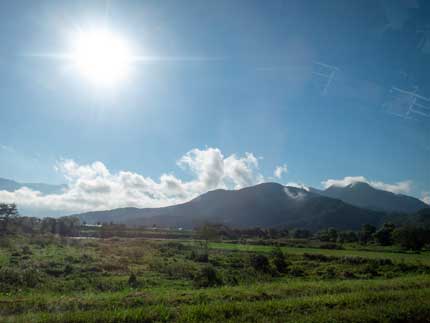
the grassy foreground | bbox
[207,242,430,265]
[1,235,430,322]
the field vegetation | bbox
[1,203,430,322]
[1,232,430,322]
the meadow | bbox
[1,234,430,322]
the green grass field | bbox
[207,242,430,265]
[1,236,430,322]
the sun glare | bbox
[71,29,133,86]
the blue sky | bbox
[0,0,429,214]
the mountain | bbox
[316,182,428,213]
[75,182,385,230]
[0,177,66,195]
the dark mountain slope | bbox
[319,182,427,213]
[76,183,385,230]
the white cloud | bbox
[177,148,225,192]
[0,147,266,215]
[369,180,412,195]
[284,187,306,200]
[224,152,264,189]
[285,182,309,191]
[421,192,430,205]
[321,176,412,194]
[274,164,288,179]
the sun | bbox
[71,29,133,86]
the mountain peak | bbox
[322,181,427,213]
[347,181,373,190]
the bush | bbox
[64,264,74,275]
[361,263,379,277]
[271,247,288,273]
[0,267,22,286]
[21,245,32,255]
[288,265,305,277]
[340,256,368,265]
[22,269,41,288]
[189,249,209,263]
[303,253,332,262]
[321,266,337,279]
[341,271,356,279]
[0,267,41,289]
[153,259,197,280]
[250,254,271,273]
[194,265,221,288]
[128,272,138,287]
[319,243,343,250]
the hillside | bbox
[76,183,385,230]
[318,182,428,213]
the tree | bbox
[41,217,57,234]
[197,223,219,251]
[337,231,358,243]
[318,228,338,242]
[56,217,80,236]
[327,228,338,242]
[291,228,311,239]
[374,223,396,246]
[317,230,330,242]
[359,224,376,244]
[0,203,19,233]
[392,226,429,251]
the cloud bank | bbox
[0,148,265,214]
[0,148,421,216]
[321,176,412,194]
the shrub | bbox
[340,256,368,265]
[319,243,343,250]
[341,271,356,279]
[321,266,337,279]
[0,267,22,286]
[271,247,288,273]
[288,265,305,277]
[250,254,271,273]
[154,259,197,280]
[0,267,41,289]
[21,245,33,255]
[128,272,138,287]
[22,269,41,288]
[194,265,221,288]
[361,263,379,277]
[189,249,209,263]
[64,264,74,275]
[303,253,331,262]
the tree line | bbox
[196,214,430,251]
[0,203,80,236]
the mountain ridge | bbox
[74,182,389,230]
[315,182,427,213]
